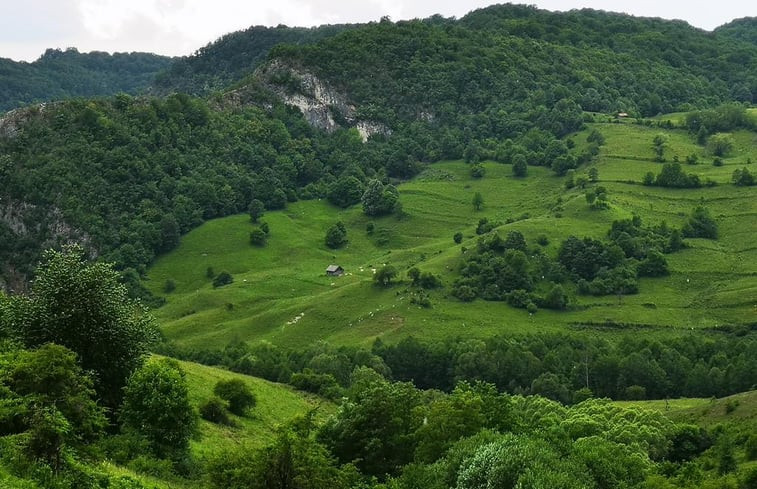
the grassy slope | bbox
[162,357,333,459]
[145,119,757,350]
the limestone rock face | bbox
[255,60,391,141]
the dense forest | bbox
[1,4,756,489]
[0,48,171,112]
[152,24,348,96]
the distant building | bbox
[326,265,344,276]
[617,112,629,118]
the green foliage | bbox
[207,417,358,489]
[325,222,348,249]
[0,49,171,112]
[212,271,234,288]
[469,164,485,179]
[163,279,176,293]
[453,232,463,244]
[649,162,703,188]
[708,133,736,157]
[120,359,196,460]
[199,397,231,425]
[373,265,398,287]
[653,133,669,161]
[361,180,399,216]
[682,206,718,239]
[512,154,528,177]
[250,228,267,246]
[327,176,365,208]
[471,192,484,211]
[248,199,265,223]
[214,379,256,416]
[7,246,157,410]
[0,344,106,471]
[732,167,755,186]
[318,368,422,478]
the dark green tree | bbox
[472,192,484,211]
[373,265,398,286]
[325,222,348,249]
[249,199,265,222]
[9,246,157,410]
[120,359,196,459]
[512,154,528,177]
[213,271,234,287]
[250,228,267,246]
[214,378,257,416]
[327,176,365,208]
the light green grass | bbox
[145,119,757,350]
[155,356,333,459]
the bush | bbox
[250,228,266,246]
[214,379,256,416]
[536,234,549,246]
[212,271,233,288]
[453,232,463,244]
[199,397,231,425]
[682,206,718,239]
[325,221,348,249]
[419,272,442,289]
[373,265,398,286]
[470,164,485,178]
[163,279,176,293]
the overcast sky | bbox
[2,0,755,62]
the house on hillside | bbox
[617,112,629,118]
[326,265,344,277]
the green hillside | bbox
[146,119,757,350]
[0,48,172,112]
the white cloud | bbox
[0,0,754,61]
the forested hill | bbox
[0,48,172,112]
[1,4,756,295]
[151,24,348,96]
[259,4,756,131]
[714,17,757,45]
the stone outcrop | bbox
[255,60,391,141]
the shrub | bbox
[470,164,486,178]
[212,271,233,288]
[453,232,463,244]
[325,222,348,249]
[214,379,256,416]
[250,228,266,246]
[163,279,176,293]
[536,234,549,246]
[199,397,231,425]
[373,265,398,286]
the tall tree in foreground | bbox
[120,359,196,460]
[7,245,158,410]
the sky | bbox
[1,0,755,62]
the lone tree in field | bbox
[472,192,484,211]
[373,265,398,286]
[248,199,265,223]
[652,134,668,162]
[10,245,158,410]
[325,221,348,249]
[214,379,256,416]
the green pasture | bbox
[145,120,757,350]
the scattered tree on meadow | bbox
[213,271,234,287]
[472,192,484,211]
[325,221,348,249]
[373,265,398,286]
[214,378,257,416]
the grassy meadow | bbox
[144,119,757,350]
